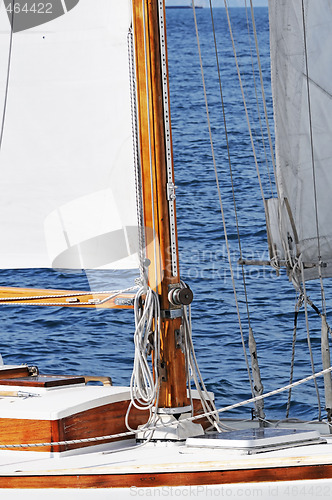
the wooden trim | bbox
[132,0,188,410]
[0,400,149,453]
[83,375,112,386]
[0,287,135,309]
[0,418,56,454]
[56,400,150,453]
[0,375,85,388]
[0,366,29,379]
[0,395,210,453]
[0,463,332,489]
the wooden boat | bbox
[0,0,331,498]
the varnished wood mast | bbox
[132,0,189,409]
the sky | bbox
[166,0,268,6]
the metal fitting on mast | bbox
[168,285,193,307]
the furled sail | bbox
[0,0,139,271]
[266,0,332,281]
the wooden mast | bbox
[132,0,191,409]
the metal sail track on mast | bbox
[131,0,192,411]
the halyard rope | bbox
[1,365,331,449]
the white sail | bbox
[267,0,332,281]
[0,0,139,270]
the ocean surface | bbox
[0,7,330,421]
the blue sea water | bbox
[0,7,330,421]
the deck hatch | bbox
[186,428,325,454]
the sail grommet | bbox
[168,286,193,306]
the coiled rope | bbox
[125,283,222,434]
[125,286,161,432]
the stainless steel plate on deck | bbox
[186,428,325,454]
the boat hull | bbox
[0,478,332,499]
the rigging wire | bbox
[191,0,256,404]
[301,0,326,315]
[182,296,223,431]
[243,3,273,192]
[222,0,286,276]
[286,293,303,418]
[223,0,266,205]
[300,0,332,420]
[247,0,277,195]
[286,287,332,419]
[207,0,265,420]
[301,0,327,316]
[301,262,322,420]
[243,2,273,196]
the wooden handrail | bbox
[84,376,112,386]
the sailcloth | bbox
[267,0,332,281]
[0,0,139,270]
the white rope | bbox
[125,286,161,432]
[182,300,223,431]
[194,366,332,424]
[1,365,331,449]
